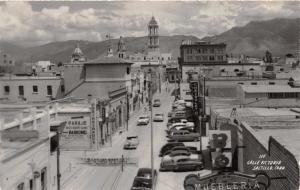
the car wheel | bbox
[173,166,179,172]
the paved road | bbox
[62,84,210,190]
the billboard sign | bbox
[184,171,270,190]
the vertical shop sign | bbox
[91,103,96,148]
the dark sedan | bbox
[131,168,157,190]
[159,142,184,157]
[167,130,201,142]
[163,146,197,156]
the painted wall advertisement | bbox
[59,113,92,150]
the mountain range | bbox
[0,17,299,64]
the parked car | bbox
[163,146,198,156]
[123,136,139,149]
[131,168,157,190]
[159,142,184,157]
[167,150,191,157]
[137,115,150,125]
[165,126,195,135]
[153,99,161,107]
[167,130,201,142]
[159,154,204,172]
[153,113,164,122]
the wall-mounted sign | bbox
[184,171,270,190]
[59,113,91,150]
[209,130,232,170]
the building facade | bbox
[0,75,64,103]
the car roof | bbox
[137,168,152,173]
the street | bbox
[62,84,210,190]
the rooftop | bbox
[213,107,300,161]
[241,85,300,93]
[85,55,133,65]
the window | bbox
[197,48,201,53]
[29,179,33,190]
[47,85,52,96]
[3,60,7,64]
[202,48,208,54]
[249,68,255,71]
[209,56,215,61]
[186,48,193,54]
[217,56,223,61]
[251,82,257,85]
[61,85,65,93]
[210,48,214,54]
[41,167,47,190]
[220,69,226,72]
[4,86,9,94]
[126,67,130,75]
[9,60,12,64]
[3,54,7,58]
[234,69,240,72]
[33,85,38,93]
[19,86,24,96]
[202,56,208,61]
[187,56,193,61]
[269,82,275,85]
[238,82,244,85]
[196,56,201,61]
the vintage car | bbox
[131,168,158,190]
[165,126,195,135]
[159,142,185,157]
[123,136,139,149]
[153,99,161,107]
[137,115,150,125]
[167,130,201,142]
[153,113,164,122]
[162,146,198,156]
[159,154,204,172]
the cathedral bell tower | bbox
[117,36,126,59]
[148,16,159,53]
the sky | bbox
[0,1,299,47]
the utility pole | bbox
[148,72,154,190]
[56,130,61,190]
[126,91,129,131]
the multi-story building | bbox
[179,41,227,81]
[0,75,64,103]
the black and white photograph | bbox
[0,1,299,190]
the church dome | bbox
[73,44,84,56]
[148,16,158,26]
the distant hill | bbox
[201,18,300,57]
[0,17,298,63]
[0,35,199,63]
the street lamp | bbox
[147,71,154,190]
[50,120,67,190]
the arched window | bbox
[221,69,226,72]
[234,69,240,72]
[249,68,254,71]
[280,68,284,72]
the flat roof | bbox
[241,85,300,93]
[213,107,300,161]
